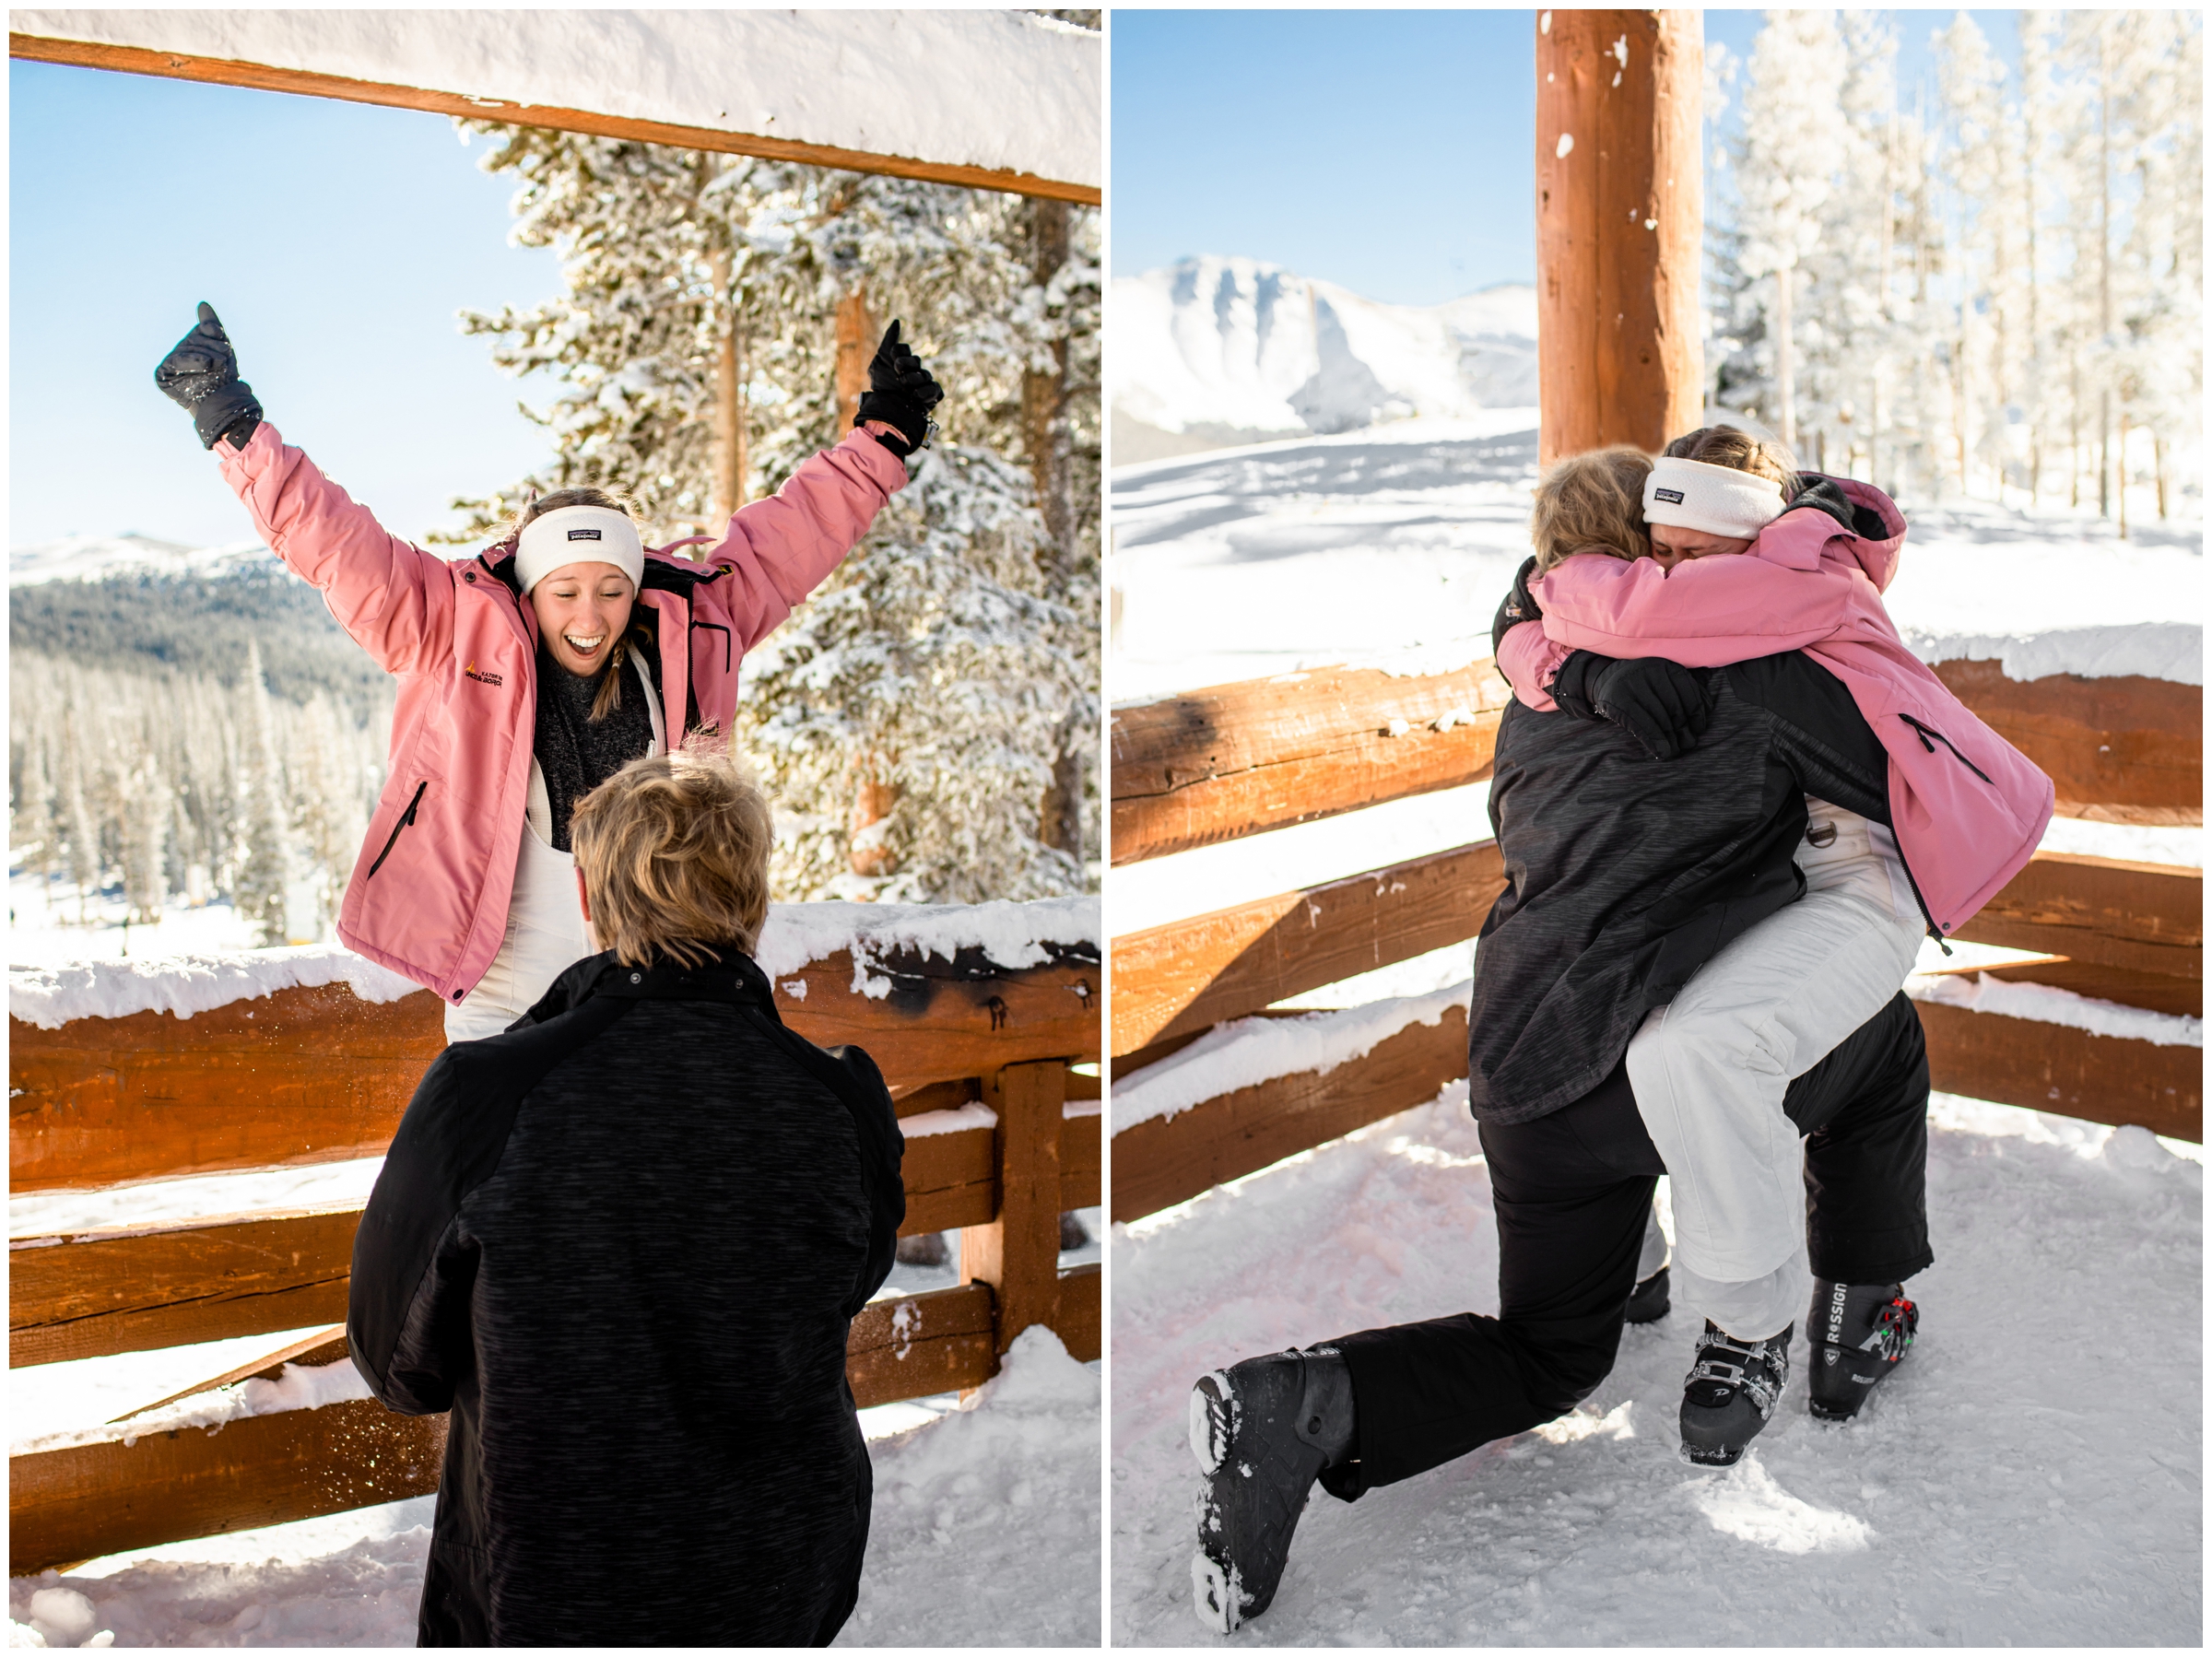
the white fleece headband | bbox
[513,505,645,595]
[1642,455,1786,539]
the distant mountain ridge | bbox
[1111,254,1538,462]
[8,534,390,718]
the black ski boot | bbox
[1625,1263,1672,1324]
[1678,1320,1791,1466]
[1189,1346,1353,1633]
[1806,1279,1918,1420]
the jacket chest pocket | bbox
[1899,714,1994,785]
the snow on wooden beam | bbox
[1109,663,1513,866]
[1111,840,1508,1057]
[1110,1005,1472,1225]
[1535,9,1704,464]
[9,948,1101,1195]
[10,10,1100,203]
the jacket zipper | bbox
[366,781,427,878]
[690,618,732,674]
[1899,713,1994,784]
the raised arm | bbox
[1527,533,1857,665]
[687,322,939,652]
[158,305,457,676]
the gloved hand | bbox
[853,320,943,457]
[1551,650,1712,760]
[1491,554,1544,657]
[155,302,263,451]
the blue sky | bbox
[10,61,562,546]
[1111,9,2023,305]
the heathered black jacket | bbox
[347,946,904,1647]
[1468,652,1898,1126]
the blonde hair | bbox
[1530,446,1655,572]
[569,743,773,969]
[1663,425,1799,488]
[507,486,651,725]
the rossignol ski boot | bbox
[1678,1320,1791,1466]
[1806,1279,1918,1420]
[1189,1346,1353,1634]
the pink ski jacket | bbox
[217,421,908,1005]
[1497,476,2054,937]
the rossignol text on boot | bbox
[1807,1279,1918,1420]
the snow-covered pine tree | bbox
[233,643,295,946]
[442,128,1100,902]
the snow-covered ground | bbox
[1110,1085,2201,1645]
[1106,420,2203,1642]
[1109,418,2204,705]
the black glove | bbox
[155,302,263,451]
[1551,650,1712,760]
[853,320,943,457]
[1491,554,1544,659]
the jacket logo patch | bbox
[1653,488,1685,503]
[463,660,504,687]
[567,527,603,541]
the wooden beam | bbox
[10,946,1099,1195]
[1112,840,1503,1055]
[1110,1005,1471,1225]
[1953,852,2201,980]
[1110,663,1512,865]
[846,1283,998,1408]
[1060,1105,1102,1212]
[1535,9,1704,464]
[11,1283,1005,1576]
[1054,1263,1102,1364]
[112,1330,350,1426]
[9,1396,447,1577]
[961,1064,1065,1357]
[1929,661,2201,826]
[1918,1002,2200,1142]
[14,1124,1000,1368]
[7,34,1100,205]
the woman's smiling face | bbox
[1648,523,1756,570]
[529,563,637,676]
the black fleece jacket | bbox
[347,946,903,1647]
[1468,652,1894,1126]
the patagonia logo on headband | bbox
[567,528,603,541]
[1653,488,1685,503]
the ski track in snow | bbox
[1110,1086,2202,1646]
[8,1333,1100,1649]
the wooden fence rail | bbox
[1109,655,2202,1225]
[10,930,1102,1577]
[1110,656,2202,867]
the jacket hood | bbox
[1814,474,1906,593]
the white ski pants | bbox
[1628,801,1926,1342]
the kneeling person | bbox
[347,747,905,1646]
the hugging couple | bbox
[1189,425,2056,1633]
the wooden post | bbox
[961,1060,1065,1357]
[709,244,745,520]
[834,287,875,436]
[1535,9,1703,464]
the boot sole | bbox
[1191,1551,1240,1634]
[1189,1372,1235,1475]
[1808,1350,1906,1420]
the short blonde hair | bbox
[1663,424,1799,487]
[569,744,773,968]
[1530,446,1654,572]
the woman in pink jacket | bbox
[1493,427,2052,1464]
[156,302,936,1040]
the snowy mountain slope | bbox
[1112,256,1538,442]
[8,533,278,589]
[1110,1087,2202,1645]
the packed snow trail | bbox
[8,1332,1100,1648]
[1110,1087,2201,1645]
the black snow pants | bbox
[1320,991,1933,1499]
